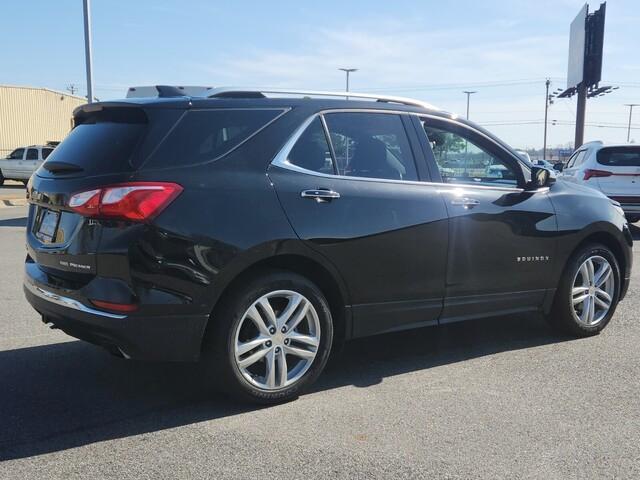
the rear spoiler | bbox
[72,103,149,125]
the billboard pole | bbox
[575,83,587,148]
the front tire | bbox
[203,270,333,404]
[548,243,620,336]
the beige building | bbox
[0,85,85,157]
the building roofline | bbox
[0,84,86,101]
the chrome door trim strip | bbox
[24,279,127,319]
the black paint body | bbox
[23,97,633,361]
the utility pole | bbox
[83,0,94,103]
[543,79,551,160]
[625,104,639,143]
[66,84,78,95]
[463,91,476,120]
[339,68,358,93]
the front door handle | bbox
[450,197,480,209]
[301,189,341,202]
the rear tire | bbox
[202,269,333,404]
[547,243,620,337]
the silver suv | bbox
[0,145,55,185]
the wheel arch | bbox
[571,230,628,283]
[201,252,352,354]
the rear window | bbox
[597,147,640,167]
[144,109,284,168]
[42,148,54,160]
[39,107,147,177]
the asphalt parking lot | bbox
[0,203,639,479]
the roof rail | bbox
[207,87,438,110]
[126,85,213,98]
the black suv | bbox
[24,88,633,403]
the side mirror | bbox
[553,162,564,172]
[529,166,555,190]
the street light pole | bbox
[83,0,94,103]
[625,104,639,143]
[463,91,477,120]
[339,68,358,93]
[543,79,551,160]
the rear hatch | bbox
[26,103,183,284]
[595,146,640,198]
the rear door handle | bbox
[301,189,341,202]
[450,197,480,209]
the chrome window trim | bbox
[270,109,527,194]
[24,280,127,319]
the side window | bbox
[42,148,54,160]
[422,122,519,187]
[573,150,587,167]
[566,150,585,168]
[287,118,335,174]
[565,152,578,168]
[324,113,418,181]
[146,109,284,168]
[26,148,39,160]
[8,148,24,160]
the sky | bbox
[2,0,639,150]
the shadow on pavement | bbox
[629,223,640,241]
[0,313,570,461]
[0,217,27,227]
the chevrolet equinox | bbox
[24,87,633,403]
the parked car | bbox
[0,145,55,185]
[24,88,632,404]
[535,159,555,169]
[555,141,640,222]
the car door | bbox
[268,110,449,337]
[414,115,558,322]
[2,148,25,178]
[23,148,40,179]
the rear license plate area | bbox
[34,207,61,243]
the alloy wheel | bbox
[233,290,321,390]
[571,255,615,327]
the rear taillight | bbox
[583,169,612,181]
[90,299,138,313]
[69,182,183,222]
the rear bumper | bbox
[23,270,209,362]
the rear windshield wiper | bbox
[42,162,84,174]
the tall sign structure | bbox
[558,3,607,149]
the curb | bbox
[0,198,28,207]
